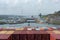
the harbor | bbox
[0,0,60,40]
[0,16,60,40]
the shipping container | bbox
[0,30,51,40]
[50,30,60,40]
[12,30,50,40]
[0,31,14,40]
[0,34,12,40]
[50,34,60,40]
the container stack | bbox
[12,31,21,40]
[0,30,60,40]
[0,31,14,40]
[50,30,60,40]
[11,30,50,40]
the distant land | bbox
[0,15,27,24]
[43,11,60,25]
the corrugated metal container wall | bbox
[11,30,50,40]
[50,35,56,40]
[50,33,60,40]
[12,31,20,40]
[56,39,60,40]
[0,30,50,40]
[12,34,19,40]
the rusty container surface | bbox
[26,31,34,40]
[19,34,27,40]
[50,33,56,40]
[19,31,27,40]
[33,30,50,40]
[50,30,60,40]
[46,31,55,40]
[12,34,19,40]
[50,34,60,40]
[56,39,60,40]
[26,30,50,40]
[7,30,50,40]
[12,31,20,40]
[12,30,27,40]
[0,31,14,40]
[34,34,41,40]
[0,34,12,40]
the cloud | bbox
[7,0,18,7]
[24,0,29,3]
[0,0,42,7]
[52,0,59,3]
[38,0,42,3]
[37,0,42,6]
[0,0,18,7]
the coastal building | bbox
[26,20,36,23]
[45,16,60,24]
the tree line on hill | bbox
[45,11,60,25]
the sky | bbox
[0,0,60,15]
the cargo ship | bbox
[0,27,60,40]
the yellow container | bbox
[0,31,7,34]
[15,28,24,30]
[5,31,14,34]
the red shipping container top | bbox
[31,30,49,34]
[27,30,34,34]
[13,30,27,34]
[26,30,50,34]
[0,34,11,39]
[13,30,49,34]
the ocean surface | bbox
[0,15,60,28]
[0,23,60,28]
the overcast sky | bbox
[0,0,60,15]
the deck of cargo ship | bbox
[0,27,60,40]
